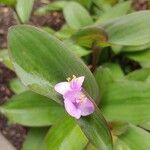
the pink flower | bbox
[54,75,95,119]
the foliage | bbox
[0,0,150,150]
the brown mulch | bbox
[0,0,64,149]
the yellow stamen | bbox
[66,75,77,82]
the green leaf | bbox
[92,0,111,11]
[0,91,66,126]
[16,0,34,23]
[63,2,93,29]
[121,42,150,52]
[35,1,67,15]
[23,128,48,150]
[71,26,108,48]
[86,143,97,150]
[94,63,124,94]
[140,121,150,130]
[78,107,113,150]
[126,68,150,81]
[0,49,13,70]
[44,117,88,150]
[55,25,75,39]
[8,25,100,104]
[125,49,150,68]
[0,0,16,6]
[96,1,131,24]
[101,80,150,124]
[114,125,150,150]
[63,41,91,57]
[9,78,28,94]
[102,11,150,46]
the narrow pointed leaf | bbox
[0,91,66,126]
[8,25,99,104]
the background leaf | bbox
[125,49,150,68]
[44,117,88,150]
[9,78,28,94]
[96,1,131,24]
[102,11,150,46]
[0,49,13,70]
[35,1,67,15]
[23,128,48,150]
[0,0,16,6]
[63,2,93,29]
[16,0,35,23]
[0,91,66,126]
[114,125,150,150]
[101,80,150,124]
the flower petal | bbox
[54,82,71,95]
[64,99,81,119]
[79,98,95,116]
[70,76,85,91]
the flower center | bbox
[66,75,76,82]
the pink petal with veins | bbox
[54,82,71,95]
[70,76,85,91]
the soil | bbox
[0,0,64,149]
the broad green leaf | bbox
[76,0,92,9]
[8,25,100,104]
[140,121,150,130]
[121,42,150,52]
[102,11,150,46]
[71,26,108,48]
[35,1,67,15]
[0,91,66,126]
[0,0,16,6]
[92,0,112,11]
[78,107,113,150]
[96,1,131,24]
[63,41,91,57]
[9,78,28,94]
[95,66,114,94]
[101,80,150,124]
[114,125,150,150]
[55,25,75,39]
[0,49,13,70]
[86,143,97,150]
[126,68,150,81]
[94,63,124,94]
[44,117,88,150]
[23,128,48,150]
[63,2,93,29]
[16,0,34,23]
[125,49,150,68]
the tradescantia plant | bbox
[1,1,150,149]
